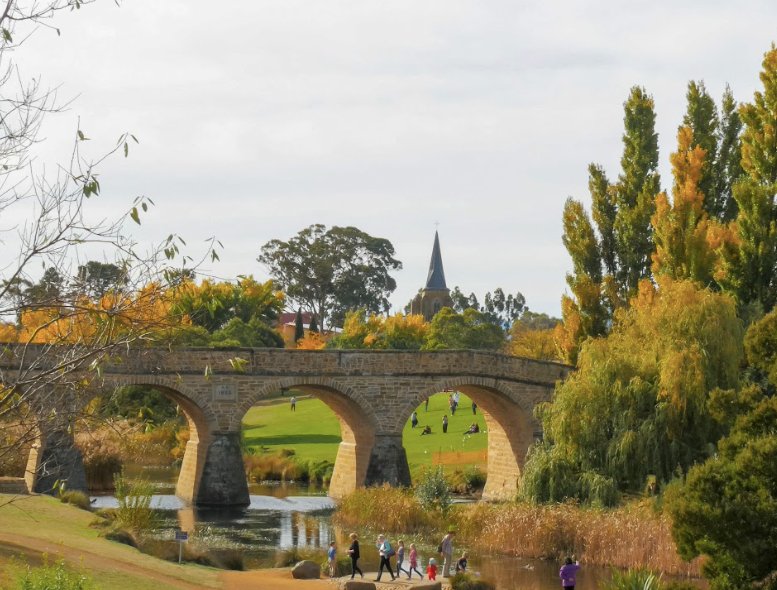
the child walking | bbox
[395,540,408,576]
[427,557,438,581]
[327,541,336,578]
[407,543,424,579]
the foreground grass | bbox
[242,392,487,480]
[0,494,221,590]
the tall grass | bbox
[112,470,157,532]
[456,502,701,576]
[334,488,702,577]
[334,485,438,535]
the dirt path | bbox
[220,569,335,590]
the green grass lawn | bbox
[242,392,488,480]
[0,494,221,590]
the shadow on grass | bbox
[243,434,342,446]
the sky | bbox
[9,0,777,317]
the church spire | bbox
[425,231,448,291]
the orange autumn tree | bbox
[651,126,737,286]
[328,311,428,350]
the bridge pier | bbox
[364,434,411,488]
[25,429,87,495]
[192,432,249,507]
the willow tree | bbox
[522,279,742,505]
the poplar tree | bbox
[613,86,661,299]
[714,86,744,221]
[652,127,716,285]
[724,46,777,311]
[560,88,660,361]
[682,81,720,218]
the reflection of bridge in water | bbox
[9,346,571,506]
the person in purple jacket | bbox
[559,556,580,589]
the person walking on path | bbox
[395,540,408,577]
[347,532,363,579]
[442,414,448,434]
[559,556,580,589]
[407,543,424,580]
[290,396,297,411]
[426,558,438,581]
[375,534,396,581]
[439,529,455,578]
[411,411,418,428]
[327,541,336,578]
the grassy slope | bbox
[0,494,220,590]
[242,392,488,479]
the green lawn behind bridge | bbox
[241,392,488,481]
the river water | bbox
[95,466,703,590]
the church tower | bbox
[410,231,454,321]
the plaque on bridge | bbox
[212,383,237,402]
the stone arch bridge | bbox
[12,347,571,507]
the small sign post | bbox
[175,530,189,564]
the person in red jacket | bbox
[427,557,438,581]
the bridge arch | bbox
[406,378,541,501]
[239,377,380,498]
[100,376,221,504]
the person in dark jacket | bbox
[348,532,363,579]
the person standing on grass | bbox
[290,396,297,411]
[407,543,423,579]
[347,533,363,579]
[411,411,418,428]
[425,397,429,411]
[327,541,336,578]
[559,556,580,589]
[375,534,396,581]
[472,401,477,415]
[439,529,455,578]
[442,414,448,433]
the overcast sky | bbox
[11,0,777,317]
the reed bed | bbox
[334,488,701,577]
[456,502,701,576]
[334,485,438,535]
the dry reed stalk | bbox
[457,502,701,576]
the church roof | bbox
[425,231,448,291]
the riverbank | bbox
[0,493,336,590]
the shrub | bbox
[112,470,157,532]
[58,490,92,511]
[13,559,93,590]
[603,568,661,590]
[415,466,452,516]
[448,466,486,494]
[450,572,496,590]
[662,582,699,590]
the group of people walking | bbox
[338,530,467,581]
[333,531,582,587]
